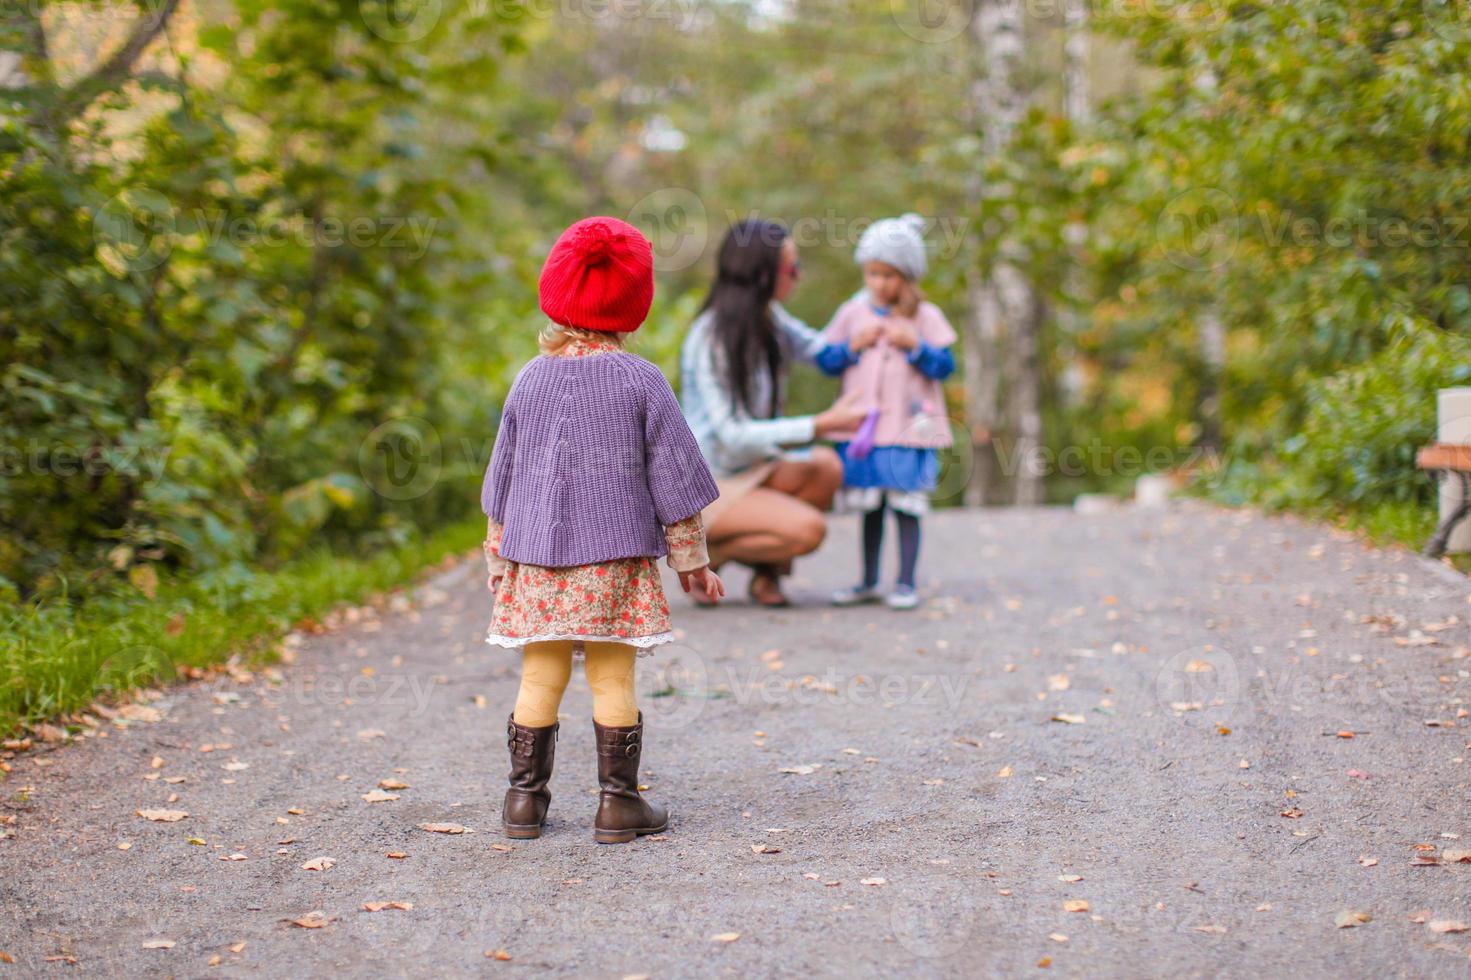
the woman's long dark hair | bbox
[698,219,789,418]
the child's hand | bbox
[851,321,883,352]
[679,565,725,603]
[886,321,919,351]
[488,573,503,593]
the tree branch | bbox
[58,0,181,121]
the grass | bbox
[0,516,485,738]
[1325,498,1439,552]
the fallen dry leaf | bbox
[1194,925,1227,935]
[710,932,741,943]
[140,939,175,950]
[300,856,335,871]
[778,764,822,775]
[1335,911,1371,928]
[1358,856,1378,867]
[1063,899,1090,913]
[1058,874,1083,883]
[418,823,469,834]
[362,902,413,912]
[219,853,248,862]
[1429,920,1468,934]
[1050,713,1086,725]
[996,765,1014,778]
[378,778,410,790]
[751,843,781,854]
[1280,808,1304,819]
[1441,849,1471,863]
[136,809,188,822]
[861,877,887,886]
[290,911,331,929]
[485,949,512,961]
[361,789,399,803]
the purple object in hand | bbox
[848,408,882,460]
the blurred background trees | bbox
[4,0,1471,606]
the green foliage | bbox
[1037,0,1471,534]
[1214,320,1471,513]
[0,0,526,598]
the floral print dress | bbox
[482,333,711,654]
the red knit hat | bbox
[538,217,654,333]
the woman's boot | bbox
[593,713,669,844]
[503,715,557,839]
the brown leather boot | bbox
[593,713,669,844]
[503,715,557,839]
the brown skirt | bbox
[702,460,778,531]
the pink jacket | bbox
[820,297,957,449]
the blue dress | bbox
[814,304,956,496]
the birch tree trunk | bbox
[1197,304,1226,451]
[1057,0,1091,412]
[965,0,1045,505]
[963,0,1029,505]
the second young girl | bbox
[817,214,957,610]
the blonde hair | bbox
[538,322,626,356]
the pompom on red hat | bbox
[538,216,654,333]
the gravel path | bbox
[5,503,1471,978]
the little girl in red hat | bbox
[480,216,724,843]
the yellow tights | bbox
[512,640,639,728]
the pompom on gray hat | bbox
[854,213,928,281]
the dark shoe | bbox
[593,712,669,844]
[503,715,557,839]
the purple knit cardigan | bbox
[481,351,720,568]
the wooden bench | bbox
[1417,443,1471,557]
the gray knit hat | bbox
[854,213,928,280]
